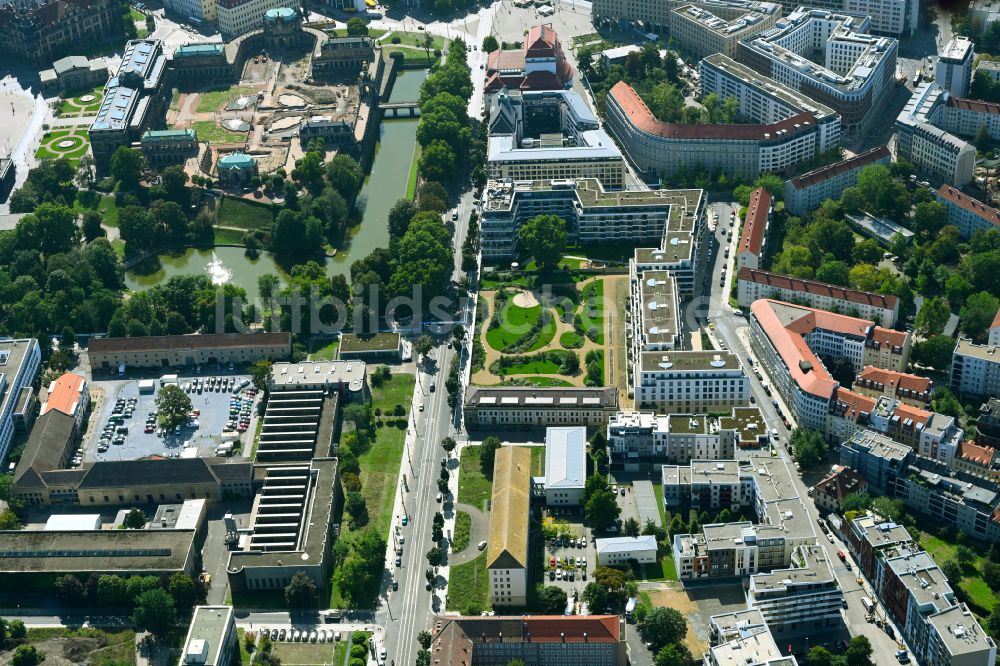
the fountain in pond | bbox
[206,251,233,286]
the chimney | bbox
[583,632,588,642]
[561,632,565,642]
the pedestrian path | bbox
[449,502,488,566]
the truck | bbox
[861,597,874,614]
[160,374,179,386]
[625,597,638,621]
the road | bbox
[703,204,914,665]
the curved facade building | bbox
[604,80,821,180]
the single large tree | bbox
[285,571,318,609]
[518,214,567,269]
[584,490,620,531]
[122,508,147,529]
[537,586,568,614]
[480,437,502,479]
[639,607,688,651]
[155,385,192,430]
[110,146,144,189]
[132,588,176,637]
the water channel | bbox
[124,69,428,300]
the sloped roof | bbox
[487,446,531,570]
[13,410,76,488]
[544,426,586,489]
[596,535,657,555]
[738,267,898,310]
[789,145,890,190]
[856,366,931,395]
[937,184,1000,229]
[738,187,771,258]
[77,458,219,489]
[41,373,85,418]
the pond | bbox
[125,70,428,295]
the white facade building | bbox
[747,545,844,636]
[634,351,749,413]
[936,184,1000,239]
[784,144,892,215]
[543,426,586,506]
[596,536,658,566]
[896,83,977,186]
[216,0,287,38]
[0,338,40,465]
[936,36,974,98]
[163,0,216,22]
[951,338,1000,399]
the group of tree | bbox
[106,274,246,338]
[581,473,621,531]
[332,528,388,607]
[274,151,361,258]
[807,636,874,666]
[53,571,202,635]
[790,428,828,470]
[637,607,693,666]
[416,38,474,189]
[840,492,905,523]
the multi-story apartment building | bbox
[896,83,977,186]
[590,0,774,36]
[748,298,910,429]
[628,269,679,361]
[634,350,749,412]
[488,89,625,189]
[700,53,842,151]
[629,189,706,299]
[839,428,913,494]
[487,446,531,607]
[216,0,289,38]
[853,366,932,407]
[935,184,1000,240]
[606,407,768,464]
[605,80,824,180]
[670,455,815,580]
[736,8,898,136]
[841,514,917,586]
[0,338,40,465]
[737,268,899,327]
[481,178,697,261]
[783,145,891,215]
[939,97,1000,142]
[747,545,844,637]
[735,188,771,271]
[705,609,792,666]
[668,3,780,59]
[936,37,975,98]
[430,615,628,666]
[951,337,1000,399]
[0,0,121,65]
[953,440,1000,482]
[89,39,169,174]
[464,386,619,430]
[89,332,292,371]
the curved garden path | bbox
[450,503,489,566]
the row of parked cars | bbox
[261,628,345,643]
[97,396,139,452]
[227,389,256,433]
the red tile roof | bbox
[958,440,997,467]
[738,267,898,310]
[856,366,932,396]
[41,373,85,418]
[608,81,817,141]
[947,96,1000,114]
[830,387,877,422]
[813,464,867,501]
[936,184,1000,228]
[739,188,771,258]
[525,24,558,57]
[750,299,838,400]
[789,145,891,190]
[992,307,1000,331]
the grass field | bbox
[74,190,119,227]
[920,530,997,614]
[453,511,472,553]
[458,446,492,512]
[382,46,438,66]
[58,84,104,115]
[579,279,605,344]
[219,196,274,229]
[332,639,349,666]
[35,129,90,162]
[492,350,576,375]
[237,628,253,666]
[311,339,339,360]
[195,86,256,113]
[486,301,541,351]
[213,227,246,245]
[385,31,445,50]
[355,373,414,539]
[405,141,421,200]
[531,446,545,476]
[447,552,489,613]
[640,556,678,582]
[324,26,387,39]
[559,330,583,348]
[25,627,136,666]
[498,377,573,387]
[271,642,339,665]
[189,120,248,145]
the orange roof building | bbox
[748,299,911,430]
[736,188,771,271]
[785,145,892,215]
[40,373,88,426]
[430,615,627,666]
[484,23,573,96]
[936,184,1000,239]
[854,366,933,407]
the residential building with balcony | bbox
[747,545,843,636]
[935,184,1000,240]
[634,351,749,413]
[951,338,1000,399]
[669,3,780,59]
[736,188,771,271]
[784,145,891,215]
[853,366,932,407]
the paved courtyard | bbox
[85,372,256,462]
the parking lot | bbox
[83,371,258,463]
[542,508,596,606]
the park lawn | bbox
[530,446,545,476]
[961,577,997,613]
[524,313,557,352]
[129,7,144,21]
[58,84,104,114]
[219,196,274,229]
[453,511,472,553]
[311,339,339,360]
[404,140,421,200]
[213,227,245,245]
[385,31,445,50]
[495,355,562,374]
[653,483,667,526]
[640,556,678,582]
[499,376,573,387]
[447,552,490,612]
[271,641,338,665]
[332,639,348,666]
[579,279,605,344]
[920,531,959,566]
[111,239,126,258]
[75,191,119,227]
[485,301,542,351]
[559,330,583,349]
[189,120,248,145]
[325,27,386,38]
[458,446,492,512]
[356,373,414,539]
[382,46,437,66]
[195,86,256,113]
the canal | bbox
[124,69,428,298]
